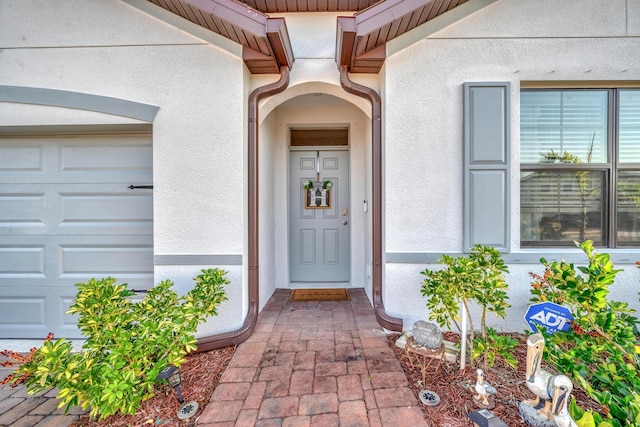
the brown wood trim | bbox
[196,66,290,352]
[336,0,468,73]
[243,47,281,74]
[184,0,269,35]
[231,0,380,13]
[147,0,294,74]
[336,17,357,69]
[267,18,295,68]
[339,66,403,332]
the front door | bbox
[290,150,350,282]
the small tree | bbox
[9,268,229,420]
[420,245,517,369]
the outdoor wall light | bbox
[156,364,184,403]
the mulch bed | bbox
[387,332,603,426]
[72,346,235,427]
[6,331,603,426]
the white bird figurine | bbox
[523,333,555,419]
[474,368,496,406]
[551,375,578,427]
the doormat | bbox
[289,288,350,302]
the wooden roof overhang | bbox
[336,0,468,73]
[147,0,294,74]
[241,0,381,13]
[147,0,469,74]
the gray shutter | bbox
[463,82,511,252]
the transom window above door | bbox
[520,88,640,247]
[290,128,348,147]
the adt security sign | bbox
[524,302,573,334]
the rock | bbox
[412,321,443,348]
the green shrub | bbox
[11,268,229,420]
[420,245,516,369]
[530,241,640,426]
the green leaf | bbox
[576,411,595,427]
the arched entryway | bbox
[257,83,373,302]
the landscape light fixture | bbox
[466,409,507,427]
[156,364,184,403]
[156,364,199,419]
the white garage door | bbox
[0,134,153,339]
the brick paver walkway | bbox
[197,289,427,426]
[0,385,84,427]
[0,288,426,426]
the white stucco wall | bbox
[259,112,278,309]
[0,0,249,336]
[383,0,640,331]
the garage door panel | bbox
[0,134,153,339]
[0,246,46,277]
[0,144,44,174]
[0,297,46,325]
[60,245,153,276]
[0,184,152,235]
[0,292,84,339]
[0,192,47,226]
[61,142,152,172]
[0,136,152,184]
[0,273,154,289]
[61,187,152,224]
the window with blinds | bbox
[520,88,640,247]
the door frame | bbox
[288,145,351,289]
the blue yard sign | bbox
[524,302,573,334]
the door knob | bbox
[342,220,348,225]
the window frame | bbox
[520,87,640,248]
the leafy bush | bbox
[530,241,640,426]
[420,245,517,369]
[1,333,54,386]
[10,268,229,420]
[570,397,615,427]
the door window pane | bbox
[619,90,640,163]
[521,91,608,163]
[521,171,605,245]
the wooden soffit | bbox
[337,0,468,73]
[147,0,294,74]
[241,0,381,13]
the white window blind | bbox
[521,91,607,164]
[619,90,640,163]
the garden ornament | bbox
[474,368,496,407]
[551,375,577,427]
[518,333,556,426]
[412,320,443,348]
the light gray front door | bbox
[290,150,350,282]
